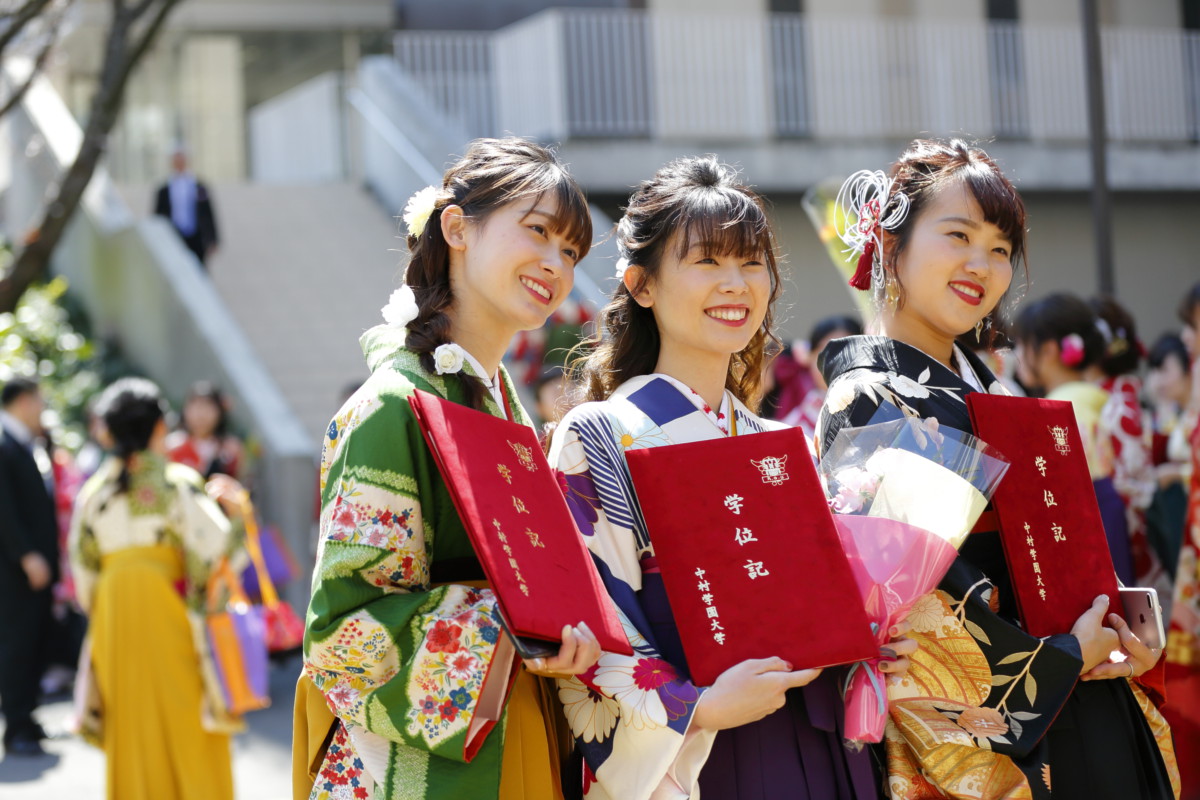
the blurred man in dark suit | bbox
[0,378,58,756]
[154,148,220,267]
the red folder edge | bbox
[966,394,1120,639]
[407,390,632,656]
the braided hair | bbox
[401,137,592,410]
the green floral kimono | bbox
[303,325,533,800]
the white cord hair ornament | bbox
[833,170,910,293]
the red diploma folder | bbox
[408,390,631,655]
[625,427,878,687]
[967,394,1120,638]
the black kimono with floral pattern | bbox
[816,336,1177,800]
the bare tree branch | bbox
[0,14,56,118]
[128,0,159,19]
[118,0,180,87]
[0,0,54,60]
[0,0,186,313]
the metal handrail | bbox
[347,86,443,187]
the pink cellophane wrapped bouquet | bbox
[818,406,1010,746]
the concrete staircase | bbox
[123,182,404,448]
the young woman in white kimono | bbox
[547,156,916,800]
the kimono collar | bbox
[358,323,527,425]
[360,323,408,374]
[819,335,1002,400]
[651,373,733,435]
[615,374,772,440]
[458,347,504,412]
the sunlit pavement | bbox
[0,655,300,800]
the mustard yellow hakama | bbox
[90,545,233,800]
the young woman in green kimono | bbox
[295,138,602,800]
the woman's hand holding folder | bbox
[523,622,601,678]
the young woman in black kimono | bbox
[815,139,1178,800]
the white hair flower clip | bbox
[381,285,419,329]
[432,343,466,375]
[402,185,441,239]
[833,170,910,292]
[614,257,630,280]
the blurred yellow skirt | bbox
[89,545,233,800]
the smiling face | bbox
[448,196,581,337]
[886,181,1015,355]
[632,232,772,373]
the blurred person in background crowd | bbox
[168,381,244,481]
[1013,293,1135,585]
[1088,297,1170,606]
[69,377,248,800]
[154,148,220,267]
[75,397,112,479]
[1164,280,1200,800]
[778,314,862,440]
[0,377,58,756]
[43,427,86,698]
[1146,333,1191,579]
[534,365,569,430]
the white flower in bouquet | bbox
[830,466,880,514]
[864,447,907,475]
[381,285,419,329]
[402,185,441,238]
[433,343,466,375]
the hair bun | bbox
[690,156,726,188]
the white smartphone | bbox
[1118,586,1165,651]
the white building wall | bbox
[179,36,246,182]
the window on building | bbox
[1184,1,1199,139]
[985,0,1027,138]
[986,0,1019,21]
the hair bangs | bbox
[505,164,594,261]
[957,161,1026,262]
[673,187,773,262]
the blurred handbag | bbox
[206,558,271,715]
[242,497,305,654]
[241,523,300,602]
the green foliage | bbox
[0,244,103,450]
